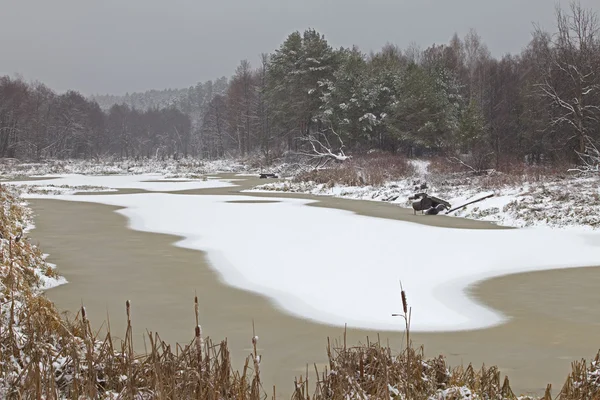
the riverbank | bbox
[252,160,600,230]
[0,157,250,178]
[3,162,600,398]
[2,186,600,398]
[3,156,599,230]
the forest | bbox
[1,2,598,171]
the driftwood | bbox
[408,192,495,216]
[409,193,451,215]
[259,173,278,179]
[445,193,494,214]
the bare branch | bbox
[293,121,351,170]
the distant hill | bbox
[91,88,189,111]
[90,77,229,125]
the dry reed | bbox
[294,153,415,187]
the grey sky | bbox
[1,0,598,96]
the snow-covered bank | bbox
[251,163,600,230]
[0,157,252,179]
[5,156,600,232]
[6,173,235,195]
[0,185,67,397]
[13,173,600,333]
[0,188,66,292]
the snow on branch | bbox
[569,137,600,174]
[295,126,351,170]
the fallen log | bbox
[445,193,495,214]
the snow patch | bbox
[6,173,235,194]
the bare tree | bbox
[536,2,600,154]
[0,77,29,158]
[256,53,276,164]
[227,60,258,156]
[464,28,491,105]
[201,95,227,159]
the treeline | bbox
[1,2,599,166]
[198,1,599,168]
[0,78,192,159]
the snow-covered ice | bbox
[7,173,234,193]
[18,178,600,332]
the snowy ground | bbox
[251,161,600,230]
[0,157,251,178]
[8,174,600,333]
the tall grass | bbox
[294,153,415,187]
[428,156,574,185]
[1,291,264,399]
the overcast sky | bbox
[1,0,598,96]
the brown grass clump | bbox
[426,156,578,196]
[292,339,521,400]
[293,330,600,400]
[557,352,600,400]
[295,153,415,187]
[429,156,571,181]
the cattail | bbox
[195,324,203,370]
[400,282,408,315]
[81,305,88,340]
[126,299,131,322]
[251,321,260,381]
[544,384,552,400]
[194,295,199,327]
[195,325,203,351]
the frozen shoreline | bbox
[7,173,600,333]
[251,171,600,231]
[5,157,599,230]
